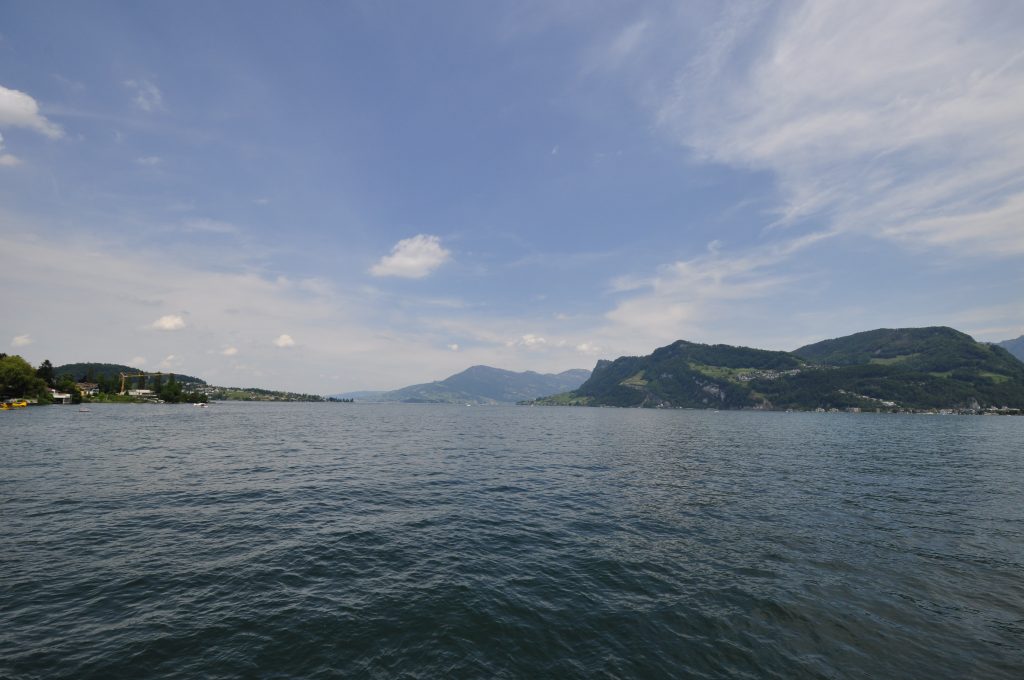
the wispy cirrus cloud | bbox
[371,234,451,278]
[124,78,164,112]
[656,1,1024,255]
[182,218,240,235]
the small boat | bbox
[79,407,91,412]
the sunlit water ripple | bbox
[2,403,1022,678]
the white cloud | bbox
[221,346,238,356]
[124,79,164,112]
[447,343,460,351]
[151,314,186,331]
[273,334,295,348]
[654,1,1024,255]
[371,234,451,278]
[606,19,649,66]
[0,84,63,138]
[509,333,547,349]
[136,156,162,166]
[129,356,147,368]
[11,334,32,347]
[182,218,239,235]
[158,354,179,370]
[0,133,17,165]
[595,230,834,352]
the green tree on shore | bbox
[0,355,50,399]
[36,359,55,387]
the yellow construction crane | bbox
[119,372,169,394]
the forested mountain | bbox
[53,363,206,385]
[997,335,1024,362]
[794,327,1021,373]
[334,366,591,404]
[533,327,1024,411]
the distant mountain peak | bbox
[997,334,1024,363]
[333,364,592,403]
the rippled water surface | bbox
[2,403,1023,678]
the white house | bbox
[50,389,72,405]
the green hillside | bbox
[532,327,1024,411]
[794,326,1021,374]
[566,340,803,409]
[54,362,207,385]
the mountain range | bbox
[333,365,591,404]
[998,335,1024,362]
[532,327,1024,411]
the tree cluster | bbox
[0,354,52,401]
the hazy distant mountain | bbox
[333,365,591,404]
[997,335,1024,363]
[532,326,1024,410]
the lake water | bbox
[2,403,1022,678]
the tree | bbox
[151,372,163,393]
[0,355,49,399]
[57,376,83,404]
[160,374,184,402]
[36,359,55,387]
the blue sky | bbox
[2,1,1023,393]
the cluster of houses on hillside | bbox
[46,380,215,404]
[735,368,805,381]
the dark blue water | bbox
[2,404,1022,678]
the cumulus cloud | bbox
[221,346,238,356]
[447,343,460,351]
[371,234,451,278]
[129,356,147,367]
[657,1,1024,255]
[151,314,186,331]
[124,79,164,112]
[0,84,63,138]
[509,333,547,349]
[11,334,32,347]
[273,334,295,348]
